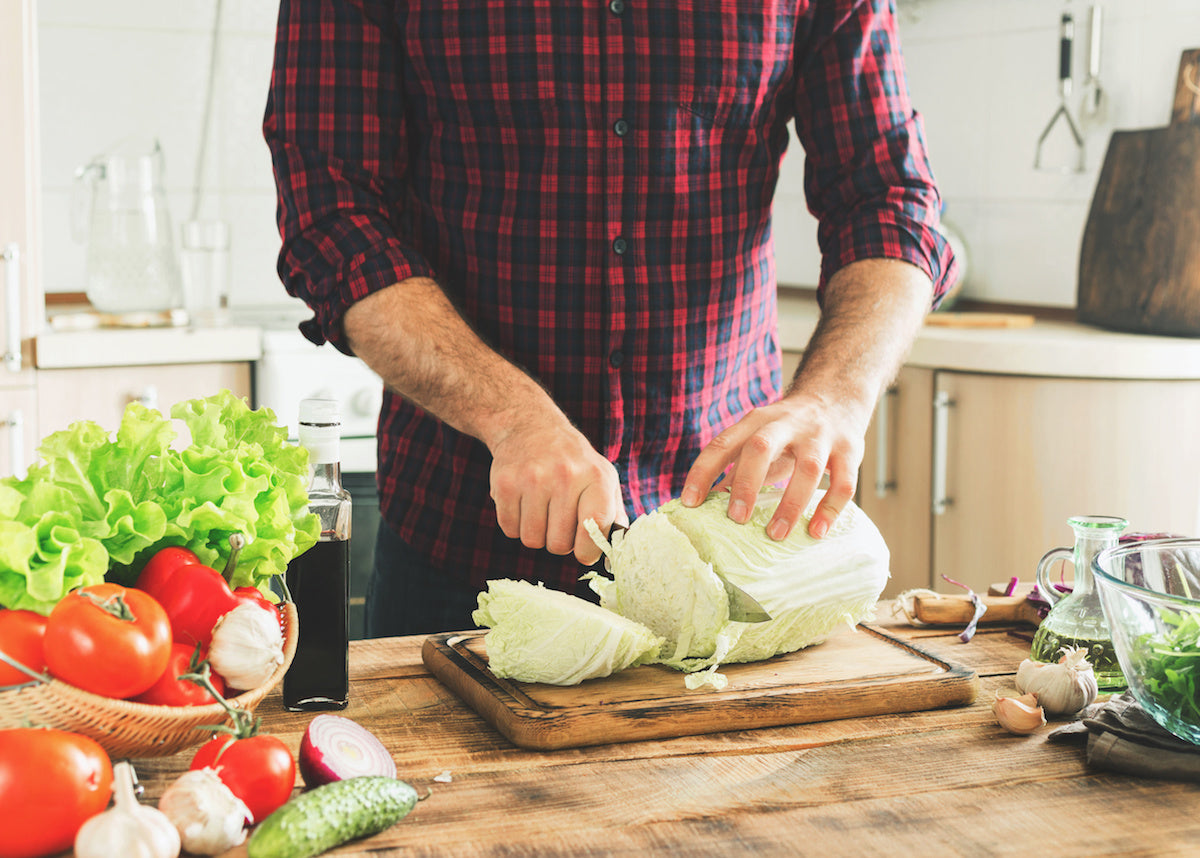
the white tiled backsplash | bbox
[35,0,1200,311]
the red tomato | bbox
[44,583,173,699]
[0,727,113,858]
[137,546,239,647]
[191,732,296,824]
[131,642,228,706]
[0,609,48,687]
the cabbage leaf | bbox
[472,579,663,685]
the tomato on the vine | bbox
[132,642,228,707]
[0,609,48,687]
[44,582,172,699]
[0,727,113,858]
[191,731,296,824]
[137,546,240,647]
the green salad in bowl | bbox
[1094,538,1200,745]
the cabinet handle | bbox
[874,385,898,498]
[2,243,21,373]
[932,390,955,515]
[131,385,159,412]
[5,410,23,477]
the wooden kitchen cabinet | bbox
[860,368,1200,595]
[35,363,251,437]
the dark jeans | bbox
[365,521,601,638]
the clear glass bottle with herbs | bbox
[1030,514,1128,689]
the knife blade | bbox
[608,523,772,623]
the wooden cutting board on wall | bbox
[422,624,978,750]
[1077,50,1200,337]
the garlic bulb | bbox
[993,691,1047,735]
[158,768,251,855]
[1015,646,1099,715]
[75,762,181,858]
[208,602,285,691]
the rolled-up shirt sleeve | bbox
[263,0,435,353]
[793,0,957,306]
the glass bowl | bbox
[1093,538,1200,745]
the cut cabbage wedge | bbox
[471,579,664,686]
[472,491,891,690]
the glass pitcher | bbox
[1029,514,1128,689]
[73,139,182,314]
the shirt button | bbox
[608,0,625,15]
[612,236,627,255]
[609,349,625,369]
[613,118,629,137]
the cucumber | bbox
[247,776,419,858]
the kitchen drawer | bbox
[36,362,251,436]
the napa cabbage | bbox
[472,490,890,689]
[471,579,664,685]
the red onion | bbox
[298,715,397,787]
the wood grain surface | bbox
[70,611,1200,858]
[1077,50,1200,337]
[422,625,978,750]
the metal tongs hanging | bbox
[1034,12,1086,172]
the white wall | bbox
[35,0,1200,312]
[777,0,1200,306]
[36,0,289,311]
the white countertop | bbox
[777,291,1200,381]
[29,294,1200,381]
[34,324,263,369]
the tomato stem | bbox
[0,647,48,685]
[222,533,246,581]
[77,589,136,622]
[181,668,262,741]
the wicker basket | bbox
[0,602,298,759]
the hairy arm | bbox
[681,258,932,539]
[343,278,625,564]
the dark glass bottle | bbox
[283,398,350,711]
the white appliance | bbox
[254,327,383,472]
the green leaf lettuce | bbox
[0,389,319,613]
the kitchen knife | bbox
[609,522,772,623]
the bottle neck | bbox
[309,460,344,493]
[300,425,341,479]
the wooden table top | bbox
[120,608,1197,858]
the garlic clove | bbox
[1015,647,1098,716]
[208,602,285,691]
[75,761,181,858]
[159,768,251,856]
[993,691,1047,735]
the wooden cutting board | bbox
[422,624,978,751]
[1077,49,1200,337]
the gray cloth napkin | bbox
[1048,691,1200,782]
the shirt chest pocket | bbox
[668,2,795,130]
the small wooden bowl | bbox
[0,603,298,758]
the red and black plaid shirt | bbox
[264,0,955,592]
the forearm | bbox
[342,277,569,452]
[343,277,623,564]
[789,258,933,428]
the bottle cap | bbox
[298,398,340,464]
[299,398,341,426]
